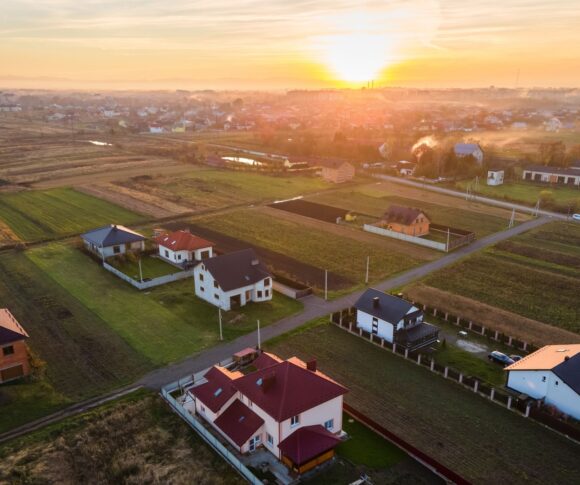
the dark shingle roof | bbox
[354,288,419,325]
[202,249,270,292]
[382,205,427,225]
[553,353,580,394]
[81,225,145,247]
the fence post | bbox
[525,404,531,418]
[458,373,463,384]
[490,389,495,401]
[369,333,373,343]
[417,354,421,365]
[433,308,437,316]
[444,367,448,378]
[508,336,513,346]
[456,316,461,325]
[329,313,333,322]
[404,349,409,359]
[392,343,397,354]
[339,311,343,326]
[494,330,499,341]
[473,381,479,393]
[381,338,384,348]
[430,360,435,371]
[468,321,473,330]
[481,326,485,336]
[359,328,362,336]
[523,342,528,351]
[507,396,512,409]
[444,312,449,321]
[349,322,352,332]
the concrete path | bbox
[373,174,573,221]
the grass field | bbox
[0,392,244,484]
[193,209,426,296]
[0,188,144,242]
[121,168,332,211]
[108,255,180,280]
[27,242,302,365]
[421,222,580,334]
[266,320,580,484]
[455,180,580,210]
[311,188,513,237]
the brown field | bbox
[0,394,244,485]
[0,219,20,247]
[405,284,580,345]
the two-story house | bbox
[380,205,430,237]
[354,288,439,351]
[188,351,348,475]
[193,249,272,310]
[154,229,213,266]
[0,309,30,383]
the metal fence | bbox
[103,262,194,290]
[160,378,262,484]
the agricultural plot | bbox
[0,188,144,242]
[118,168,330,212]
[268,199,351,223]
[310,187,515,237]
[419,222,580,336]
[191,209,428,296]
[26,242,302,365]
[266,321,580,484]
[0,393,244,484]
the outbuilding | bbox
[81,224,145,259]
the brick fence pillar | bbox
[444,367,449,378]
[359,328,362,336]
[507,397,512,410]
[490,389,495,401]
[525,404,531,418]
[458,373,463,384]
[444,312,449,321]
[433,308,437,316]
[473,381,479,393]
[392,344,397,354]
[481,326,486,336]
[430,360,435,371]
[404,349,409,359]
[468,321,473,330]
[456,316,461,325]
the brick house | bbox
[0,309,30,383]
[380,205,430,236]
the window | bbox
[264,277,271,286]
[113,245,121,254]
[290,415,300,427]
[542,376,546,382]
[199,286,205,293]
[371,317,379,335]
[214,293,219,300]
[267,433,274,446]
[177,254,182,260]
[199,273,204,281]
[2,345,14,356]
[257,290,263,298]
[265,289,270,297]
[164,249,169,257]
[213,281,219,289]
[555,381,559,386]
[324,419,334,430]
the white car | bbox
[572,213,580,221]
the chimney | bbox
[251,259,260,266]
[564,356,570,361]
[261,372,276,392]
[372,296,380,307]
[306,358,317,372]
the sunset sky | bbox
[1,0,579,90]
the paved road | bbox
[138,215,550,389]
[0,215,550,444]
[373,174,573,221]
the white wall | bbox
[84,240,144,258]
[158,244,213,264]
[507,370,549,399]
[544,377,580,420]
[356,310,394,342]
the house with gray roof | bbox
[454,143,484,164]
[193,249,272,310]
[81,224,145,259]
[354,288,439,350]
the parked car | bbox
[458,330,468,337]
[572,213,580,221]
[488,351,515,366]
[510,355,523,362]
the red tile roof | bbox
[214,399,264,447]
[154,230,214,252]
[233,358,348,421]
[0,309,28,345]
[278,425,341,466]
[189,367,238,413]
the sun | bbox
[325,33,392,83]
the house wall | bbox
[193,264,272,311]
[544,376,580,420]
[321,163,355,183]
[84,240,145,259]
[0,340,30,383]
[158,245,213,264]
[356,310,394,342]
[506,370,550,399]
[522,170,580,186]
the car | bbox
[458,330,468,337]
[488,351,515,366]
[510,354,523,362]
[572,213,580,221]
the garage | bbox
[0,364,24,383]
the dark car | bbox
[488,351,515,366]
[510,355,523,362]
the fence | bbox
[272,280,312,300]
[160,378,262,484]
[330,311,580,443]
[103,262,195,290]
[363,223,447,251]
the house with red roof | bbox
[0,309,30,383]
[154,229,214,266]
[188,351,347,475]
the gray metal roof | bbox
[454,143,482,155]
[523,165,580,177]
[81,225,145,247]
[202,248,270,292]
[354,288,419,324]
[553,354,580,394]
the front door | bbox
[249,435,261,452]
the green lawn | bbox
[455,180,580,211]
[108,255,180,280]
[266,320,580,484]
[0,188,144,242]
[194,209,426,296]
[422,222,580,334]
[27,242,303,365]
[312,189,512,237]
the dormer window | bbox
[290,415,300,427]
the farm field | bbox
[26,242,303,365]
[191,208,431,296]
[117,168,332,212]
[266,320,580,484]
[310,184,519,237]
[418,222,580,336]
[0,187,144,243]
[455,180,580,210]
[0,392,244,484]
[0,250,152,433]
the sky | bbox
[1,0,579,90]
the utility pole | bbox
[446,228,450,252]
[508,208,515,228]
[324,269,328,301]
[257,320,261,350]
[534,199,540,217]
[218,308,223,341]
[365,256,370,284]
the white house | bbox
[81,225,145,259]
[193,249,272,311]
[505,345,580,420]
[487,169,504,186]
[454,143,484,164]
[354,288,439,351]
[187,351,348,474]
[154,229,213,266]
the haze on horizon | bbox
[1,0,580,91]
